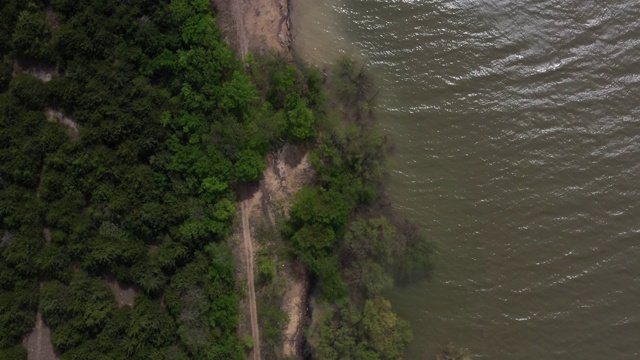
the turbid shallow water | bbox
[293,0,640,358]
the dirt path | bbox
[230,0,249,59]
[22,310,57,360]
[241,191,261,359]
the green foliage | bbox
[36,242,71,280]
[125,295,177,355]
[234,150,266,182]
[340,217,398,294]
[0,279,38,348]
[154,237,188,272]
[285,94,314,142]
[315,256,347,301]
[257,256,275,284]
[275,52,431,358]
[220,71,259,118]
[279,89,432,302]
[0,344,27,360]
[0,1,428,359]
[41,272,116,352]
[3,230,44,276]
[200,176,228,199]
[361,297,412,359]
[258,298,288,355]
[10,74,46,109]
[435,344,472,360]
[289,187,351,231]
[312,297,412,360]
[167,255,210,357]
[283,186,352,300]
[242,335,254,350]
[0,0,270,356]
[51,0,79,14]
[0,186,40,227]
[331,55,377,121]
[290,225,336,268]
[303,64,325,106]
[252,220,290,358]
[205,243,243,359]
[0,58,11,91]
[249,55,299,109]
[12,11,51,61]
[311,123,388,204]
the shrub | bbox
[10,74,46,109]
[234,150,266,183]
[435,344,472,360]
[12,11,51,61]
[257,256,275,284]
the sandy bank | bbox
[212,0,293,58]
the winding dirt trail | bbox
[241,191,261,359]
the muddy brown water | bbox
[292,0,640,358]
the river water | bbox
[292,0,640,358]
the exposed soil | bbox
[279,260,309,358]
[262,144,313,213]
[1,231,14,246]
[212,0,291,58]
[22,311,58,360]
[259,146,314,358]
[234,144,313,359]
[42,227,51,243]
[106,276,136,307]
[230,212,251,352]
[45,7,59,30]
[239,185,263,360]
[12,60,58,83]
[13,60,78,140]
[45,108,80,140]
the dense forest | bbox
[0,0,432,359]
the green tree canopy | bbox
[312,297,412,360]
[12,11,51,61]
[234,150,266,183]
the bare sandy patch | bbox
[106,276,136,307]
[262,144,313,213]
[279,260,308,358]
[45,8,59,30]
[233,144,313,359]
[260,145,313,358]
[212,0,291,58]
[12,60,57,83]
[42,227,51,243]
[45,108,80,140]
[22,311,58,360]
[1,231,14,246]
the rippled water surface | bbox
[293,0,640,358]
